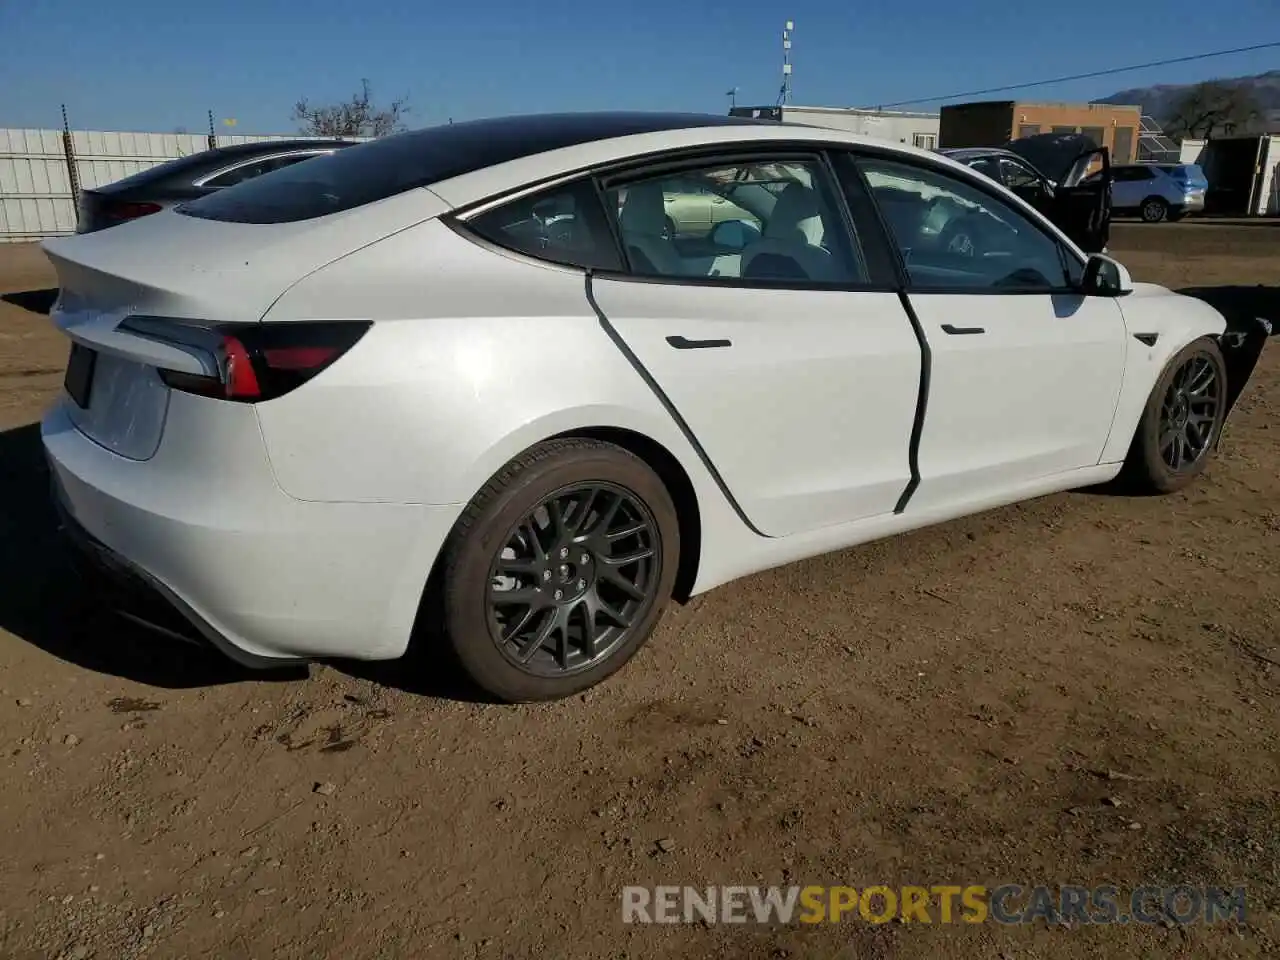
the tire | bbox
[1140,197,1168,223]
[1121,337,1228,494]
[663,216,677,240]
[437,438,679,703]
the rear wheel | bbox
[437,438,679,702]
[1121,337,1227,494]
[1140,197,1168,223]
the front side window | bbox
[966,157,1000,181]
[602,158,865,285]
[998,158,1042,190]
[857,157,1072,291]
[465,179,622,272]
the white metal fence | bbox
[0,128,317,242]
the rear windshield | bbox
[177,113,761,225]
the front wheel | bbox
[1141,197,1168,223]
[437,438,679,702]
[1121,337,1228,494]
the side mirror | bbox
[1081,253,1133,297]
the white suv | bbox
[1099,164,1208,223]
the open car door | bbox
[1005,132,1112,254]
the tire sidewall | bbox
[1134,337,1227,493]
[443,445,680,702]
[1142,198,1167,223]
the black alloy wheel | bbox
[436,438,680,703]
[1158,354,1221,472]
[487,482,660,677]
[1122,337,1228,494]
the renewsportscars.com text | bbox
[621,884,1248,925]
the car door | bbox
[1047,149,1111,252]
[997,156,1054,214]
[999,153,1111,253]
[846,153,1128,514]
[589,152,924,539]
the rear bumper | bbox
[1174,194,1206,214]
[54,483,298,669]
[42,396,462,665]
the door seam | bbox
[583,272,771,539]
[893,290,931,514]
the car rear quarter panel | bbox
[1097,282,1229,464]
[44,188,450,326]
[254,219,719,511]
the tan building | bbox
[938,101,1142,164]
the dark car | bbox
[75,138,360,234]
[939,132,1112,253]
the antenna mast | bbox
[778,20,794,106]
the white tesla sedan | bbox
[41,112,1269,702]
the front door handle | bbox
[666,335,732,350]
[940,324,985,335]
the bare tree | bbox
[292,79,410,138]
[1165,80,1262,140]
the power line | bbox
[865,41,1280,109]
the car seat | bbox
[618,182,684,276]
[739,182,838,281]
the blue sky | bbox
[2,0,1276,133]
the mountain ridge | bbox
[1093,69,1280,131]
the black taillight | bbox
[159,321,371,403]
[103,200,163,222]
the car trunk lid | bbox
[43,190,446,459]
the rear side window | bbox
[464,179,623,272]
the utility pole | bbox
[777,20,794,107]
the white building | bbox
[729,105,941,150]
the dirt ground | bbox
[0,223,1276,960]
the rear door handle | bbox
[666,335,732,350]
[940,324,985,335]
